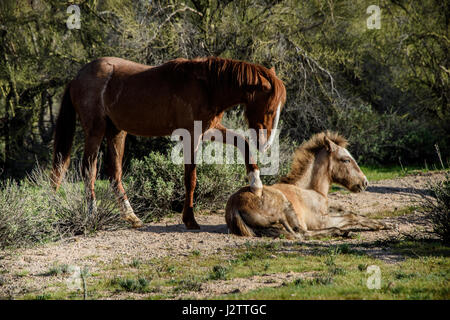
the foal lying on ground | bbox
[225,131,387,239]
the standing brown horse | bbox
[51,56,286,229]
[225,131,387,239]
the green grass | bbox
[367,206,418,219]
[360,165,440,182]
[18,240,449,300]
[219,256,449,300]
[41,264,70,276]
[329,165,445,193]
[218,242,450,300]
[109,277,152,293]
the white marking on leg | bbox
[123,199,133,214]
[262,102,281,152]
[249,169,263,190]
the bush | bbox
[0,179,54,248]
[0,164,129,248]
[333,104,449,165]
[29,165,126,238]
[125,150,247,221]
[420,173,450,244]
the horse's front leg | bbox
[182,131,202,230]
[182,163,200,229]
[211,124,263,197]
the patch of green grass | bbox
[209,265,230,280]
[171,277,203,293]
[129,258,142,268]
[368,206,418,219]
[292,275,334,287]
[329,165,442,193]
[387,240,450,258]
[219,253,449,300]
[110,277,151,293]
[34,293,52,300]
[18,241,449,300]
[42,264,70,276]
[14,270,30,277]
[360,165,436,182]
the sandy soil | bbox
[0,171,445,298]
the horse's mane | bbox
[169,57,285,102]
[280,131,348,184]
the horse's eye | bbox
[341,159,350,163]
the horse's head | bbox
[325,135,369,193]
[244,67,286,152]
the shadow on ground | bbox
[366,186,430,195]
[138,223,228,234]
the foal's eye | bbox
[341,159,350,163]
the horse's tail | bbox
[51,83,76,190]
[226,207,294,239]
[226,204,255,237]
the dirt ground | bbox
[0,171,445,299]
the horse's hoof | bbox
[184,220,201,230]
[131,220,144,228]
[121,214,144,228]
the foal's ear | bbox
[269,66,276,74]
[324,136,337,153]
[258,73,272,92]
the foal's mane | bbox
[280,131,348,184]
[169,57,285,102]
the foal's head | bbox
[243,67,286,152]
[324,135,368,193]
[281,131,368,193]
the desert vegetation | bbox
[0,0,448,300]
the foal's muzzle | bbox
[352,177,369,193]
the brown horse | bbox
[51,56,286,229]
[225,131,387,239]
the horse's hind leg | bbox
[105,121,143,228]
[82,120,106,216]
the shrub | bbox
[0,163,129,248]
[420,173,450,244]
[125,151,247,221]
[332,104,449,165]
[0,179,54,248]
[111,277,150,293]
[28,165,126,237]
[209,265,229,280]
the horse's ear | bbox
[259,73,272,92]
[270,67,276,74]
[324,135,337,153]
